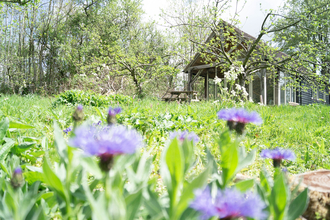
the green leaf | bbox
[181,140,194,174]
[0,138,15,162]
[176,166,210,219]
[134,151,153,185]
[286,188,309,220]
[219,139,239,187]
[82,177,108,220]
[81,157,103,179]
[0,163,8,175]
[260,169,272,195]
[125,189,143,220]
[9,121,34,129]
[235,179,255,192]
[42,158,66,201]
[160,138,184,218]
[4,191,16,211]
[165,138,184,197]
[53,122,67,160]
[94,107,105,121]
[143,187,165,218]
[236,149,256,173]
[270,173,288,220]
[12,142,36,154]
[0,118,9,142]
[24,171,45,184]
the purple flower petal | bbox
[260,148,296,161]
[191,187,267,220]
[63,127,72,134]
[108,107,122,116]
[77,104,83,111]
[190,187,218,220]
[217,108,262,125]
[69,124,143,157]
[13,167,22,175]
[169,130,199,144]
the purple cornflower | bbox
[63,127,72,134]
[69,124,143,171]
[260,148,296,167]
[11,167,24,189]
[191,187,267,220]
[169,130,199,145]
[107,107,122,125]
[73,104,84,122]
[92,121,102,127]
[217,108,262,134]
[108,107,122,116]
[13,167,22,175]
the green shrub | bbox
[52,90,133,107]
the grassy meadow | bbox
[2,93,330,179]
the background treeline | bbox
[2,0,330,98]
[0,0,189,97]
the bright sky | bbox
[142,0,286,39]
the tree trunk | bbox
[131,70,143,98]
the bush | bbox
[52,90,133,107]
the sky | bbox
[142,0,286,39]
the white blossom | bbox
[242,87,249,97]
[231,90,236,96]
[214,76,222,84]
[224,64,245,81]
[235,84,241,91]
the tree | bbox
[162,0,330,89]
[272,0,330,88]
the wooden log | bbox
[291,170,330,220]
[289,102,300,106]
[234,170,330,219]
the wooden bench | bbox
[162,90,198,102]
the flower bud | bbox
[106,107,121,125]
[11,167,24,189]
[99,154,114,172]
[72,104,84,123]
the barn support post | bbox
[273,74,276,105]
[205,71,209,100]
[188,69,192,102]
[263,70,267,105]
[249,77,253,101]
[214,67,217,99]
[278,72,281,105]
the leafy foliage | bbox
[52,90,133,107]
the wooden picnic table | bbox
[163,90,198,102]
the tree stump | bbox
[292,170,330,220]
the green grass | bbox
[1,94,329,177]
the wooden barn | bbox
[182,23,329,105]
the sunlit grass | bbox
[1,94,329,176]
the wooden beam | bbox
[187,63,218,71]
[191,69,203,85]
